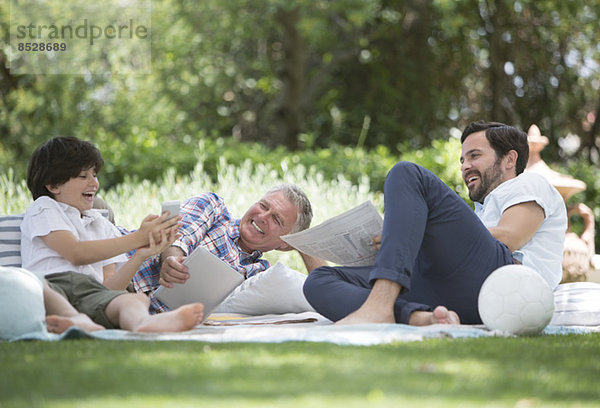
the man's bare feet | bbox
[336,278,401,325]
[336,305,395,325]
[135,303,204,333]
[46,314,105,334]
[409,305,460,326]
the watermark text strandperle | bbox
[15,19,148,46]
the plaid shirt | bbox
[132,193,270,313]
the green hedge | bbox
[97,133,465,196]
[5,132,599,250]
[560,160,600,242]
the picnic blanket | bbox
[2,241,600,345]
[2,264,600,345]
[8,312,600,346]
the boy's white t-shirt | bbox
[474,171,567,289]
[20,196,128,284]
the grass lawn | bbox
[1,333,599,407]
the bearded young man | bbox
[303,121,567,326]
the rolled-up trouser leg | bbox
[303,265,432,323]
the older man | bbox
[133,184,324,313]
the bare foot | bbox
[46,314,105,334]
[335,304,396,325]
[336,279,401,325]
[409,305,460,326]
[135,303,204,333]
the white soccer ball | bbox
[478,264,555,335]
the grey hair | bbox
[266,183,313,233]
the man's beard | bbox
[468,159,504,203]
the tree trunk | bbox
[586,97,600,162]
[483,0,508,123]
[274,7,305,151]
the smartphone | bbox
[161,200,180,220]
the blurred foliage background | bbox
[1,0,599,246]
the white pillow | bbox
[0,266,47,340]
[213,262,315,315]
[550,282,600,326]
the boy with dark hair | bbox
[21,137,203,332]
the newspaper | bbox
[281,201,383,267]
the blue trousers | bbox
[303,162,513,324]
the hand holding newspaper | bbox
[281,201,383,267]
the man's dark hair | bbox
[460,121,529,175]
[27,137,104,200]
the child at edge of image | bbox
[20,137,204,334]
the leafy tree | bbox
[461,0,600,161]
[1,0,599,185]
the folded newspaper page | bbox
[281,201,383,267]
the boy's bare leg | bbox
[336,279,460,326]
[42,281,105,333]
[105,293,204,333]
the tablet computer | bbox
[154,245,244,320]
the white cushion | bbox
[550,282,600,326]
[214,262,315,315]
[0,266,47,340]
[0,215,24,268]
